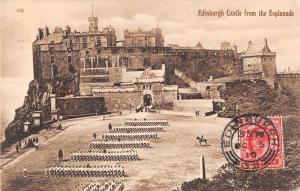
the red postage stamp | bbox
[222,114,284,170]
[239,116,283,169]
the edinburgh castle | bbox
[5,13,286,141]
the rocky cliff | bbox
[4,72,78,144]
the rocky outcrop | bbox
[4,72,78,144]
[4,80,51,142]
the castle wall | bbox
[92,84,177,112]
[94,91,144,112]
[196,82,224,99]
[108,67,122,82]
[34,45,240,85]
[174,99,213,112]
[242,57,263,74]
[261,56,277,78]
[56,96,105,118]
[152,89,177,110]
[276,73,300,97]
[34,45,81,80]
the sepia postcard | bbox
[0,0,299,190]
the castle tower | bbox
[88,4,98,32]
[241,38,277,78]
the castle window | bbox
[83,37,87,43]
[97,37,101,43]
[86,50,89,55]
[83,43,87,48]
[51,56,55,63]
[97,49,101,54]
[112,48,118,54]
[75,37,80,42]
[206,86,211,90]
[68,56,72,63]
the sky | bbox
[1,0,300,124]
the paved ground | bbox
[1,112,230,191]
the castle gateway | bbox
[91,64,178,112]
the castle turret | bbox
[88,3,98,33]
[241,38,277,78]
[88,16,98,32]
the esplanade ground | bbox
[1,112,229,191]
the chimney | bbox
[200,154,206,179]
[233,44,238,58]
[264,38,268,47]
[37,28,43,40]
[44,26,49,37]
[63,30,67,37]
[65,25,71,34]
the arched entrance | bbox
[143,94,152,106]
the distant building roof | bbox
[245,38,272,54]
[35,33,64,45]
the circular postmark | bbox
[221,113,280,170]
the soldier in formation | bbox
[112,126,164,133]
[70,149,138,161]
[102,132,158,141]
[81,180,125,191]
[45,164,125,177]
[90,140,150,149]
